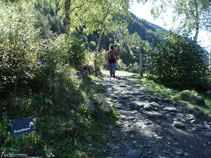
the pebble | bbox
[143,104,155,111]
[162,150,170,154]
[145,121,153,125]
[125,150,142,158]
[173,121,185,128]
[145,111,165,118]
[163,107,177,112]
[176,151,184,156]
[156,136,163,140]
[184,152,190,156]
[190,120,196,123]
[187,129,193,133]
[204,132,211,137]
[116,121,122,126]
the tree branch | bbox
[70,0,93,12]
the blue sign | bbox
[10,118,34,136]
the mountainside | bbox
[87,13,167,51]
[128,13,167,44]
[85,13,167,70]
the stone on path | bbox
[93,94,112,113]
[176,151,184,156]
[143,103,155,111]
[163,107,177,112]
[144,111,165,118]
[150,102,161,107]
[173,121,185,128]
[125,150,142,158]
[204,132,211,137]
[130,101,145,110]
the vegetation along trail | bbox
[100,72,211,158]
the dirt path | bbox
[100,73,211,158]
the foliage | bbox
[116,59,127,71]
[151,0,211,41]
[34,0,65,37]
[85,14,165,72]
[128,62,140,73]
[0,3,41,98]
[135,74,211,116]
[59,0,130,35]
[55,34,86,66]
[146,32,209,90]
[0,68,119,157]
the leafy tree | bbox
[147,32,209,90]
[59,0,131,75]
[150,0,210,42]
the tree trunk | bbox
[65,0,71,34]
[93,5,110,76]
[94,30,103,76]
[193,0,199,42]
[139,53,143,76]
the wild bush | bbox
[0,3,40,97]
[147,32,209,90]
[55,34,86,67]
[0,3,61,109]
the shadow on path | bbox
[100,73,211,158]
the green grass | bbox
[0,67,118,158]
[134,74,211,116]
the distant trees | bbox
[34,0,65,36]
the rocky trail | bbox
[100,73,211,158]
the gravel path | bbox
[100,73,211,158]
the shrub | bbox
[116,58,127,71]
[147,32,209,90]
[128,62,139,73]
[0,3,40,97]
[0,3,61,110]
[55,34,86,67]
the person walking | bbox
[107,44,118,77]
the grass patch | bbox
[134,74,211,116]
[0,67,118,158]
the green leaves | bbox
[147,31,209,90]
[150,0,210,41]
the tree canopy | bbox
[150,0,210,42]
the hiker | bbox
[107,44,118,77]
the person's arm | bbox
[115,50,118,60]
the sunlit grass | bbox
[133,74,211,116]
[101,69,135,76]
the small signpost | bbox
[10,118,34,136]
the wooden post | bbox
[139,53,143,76]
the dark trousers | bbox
[109,63,116,76]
